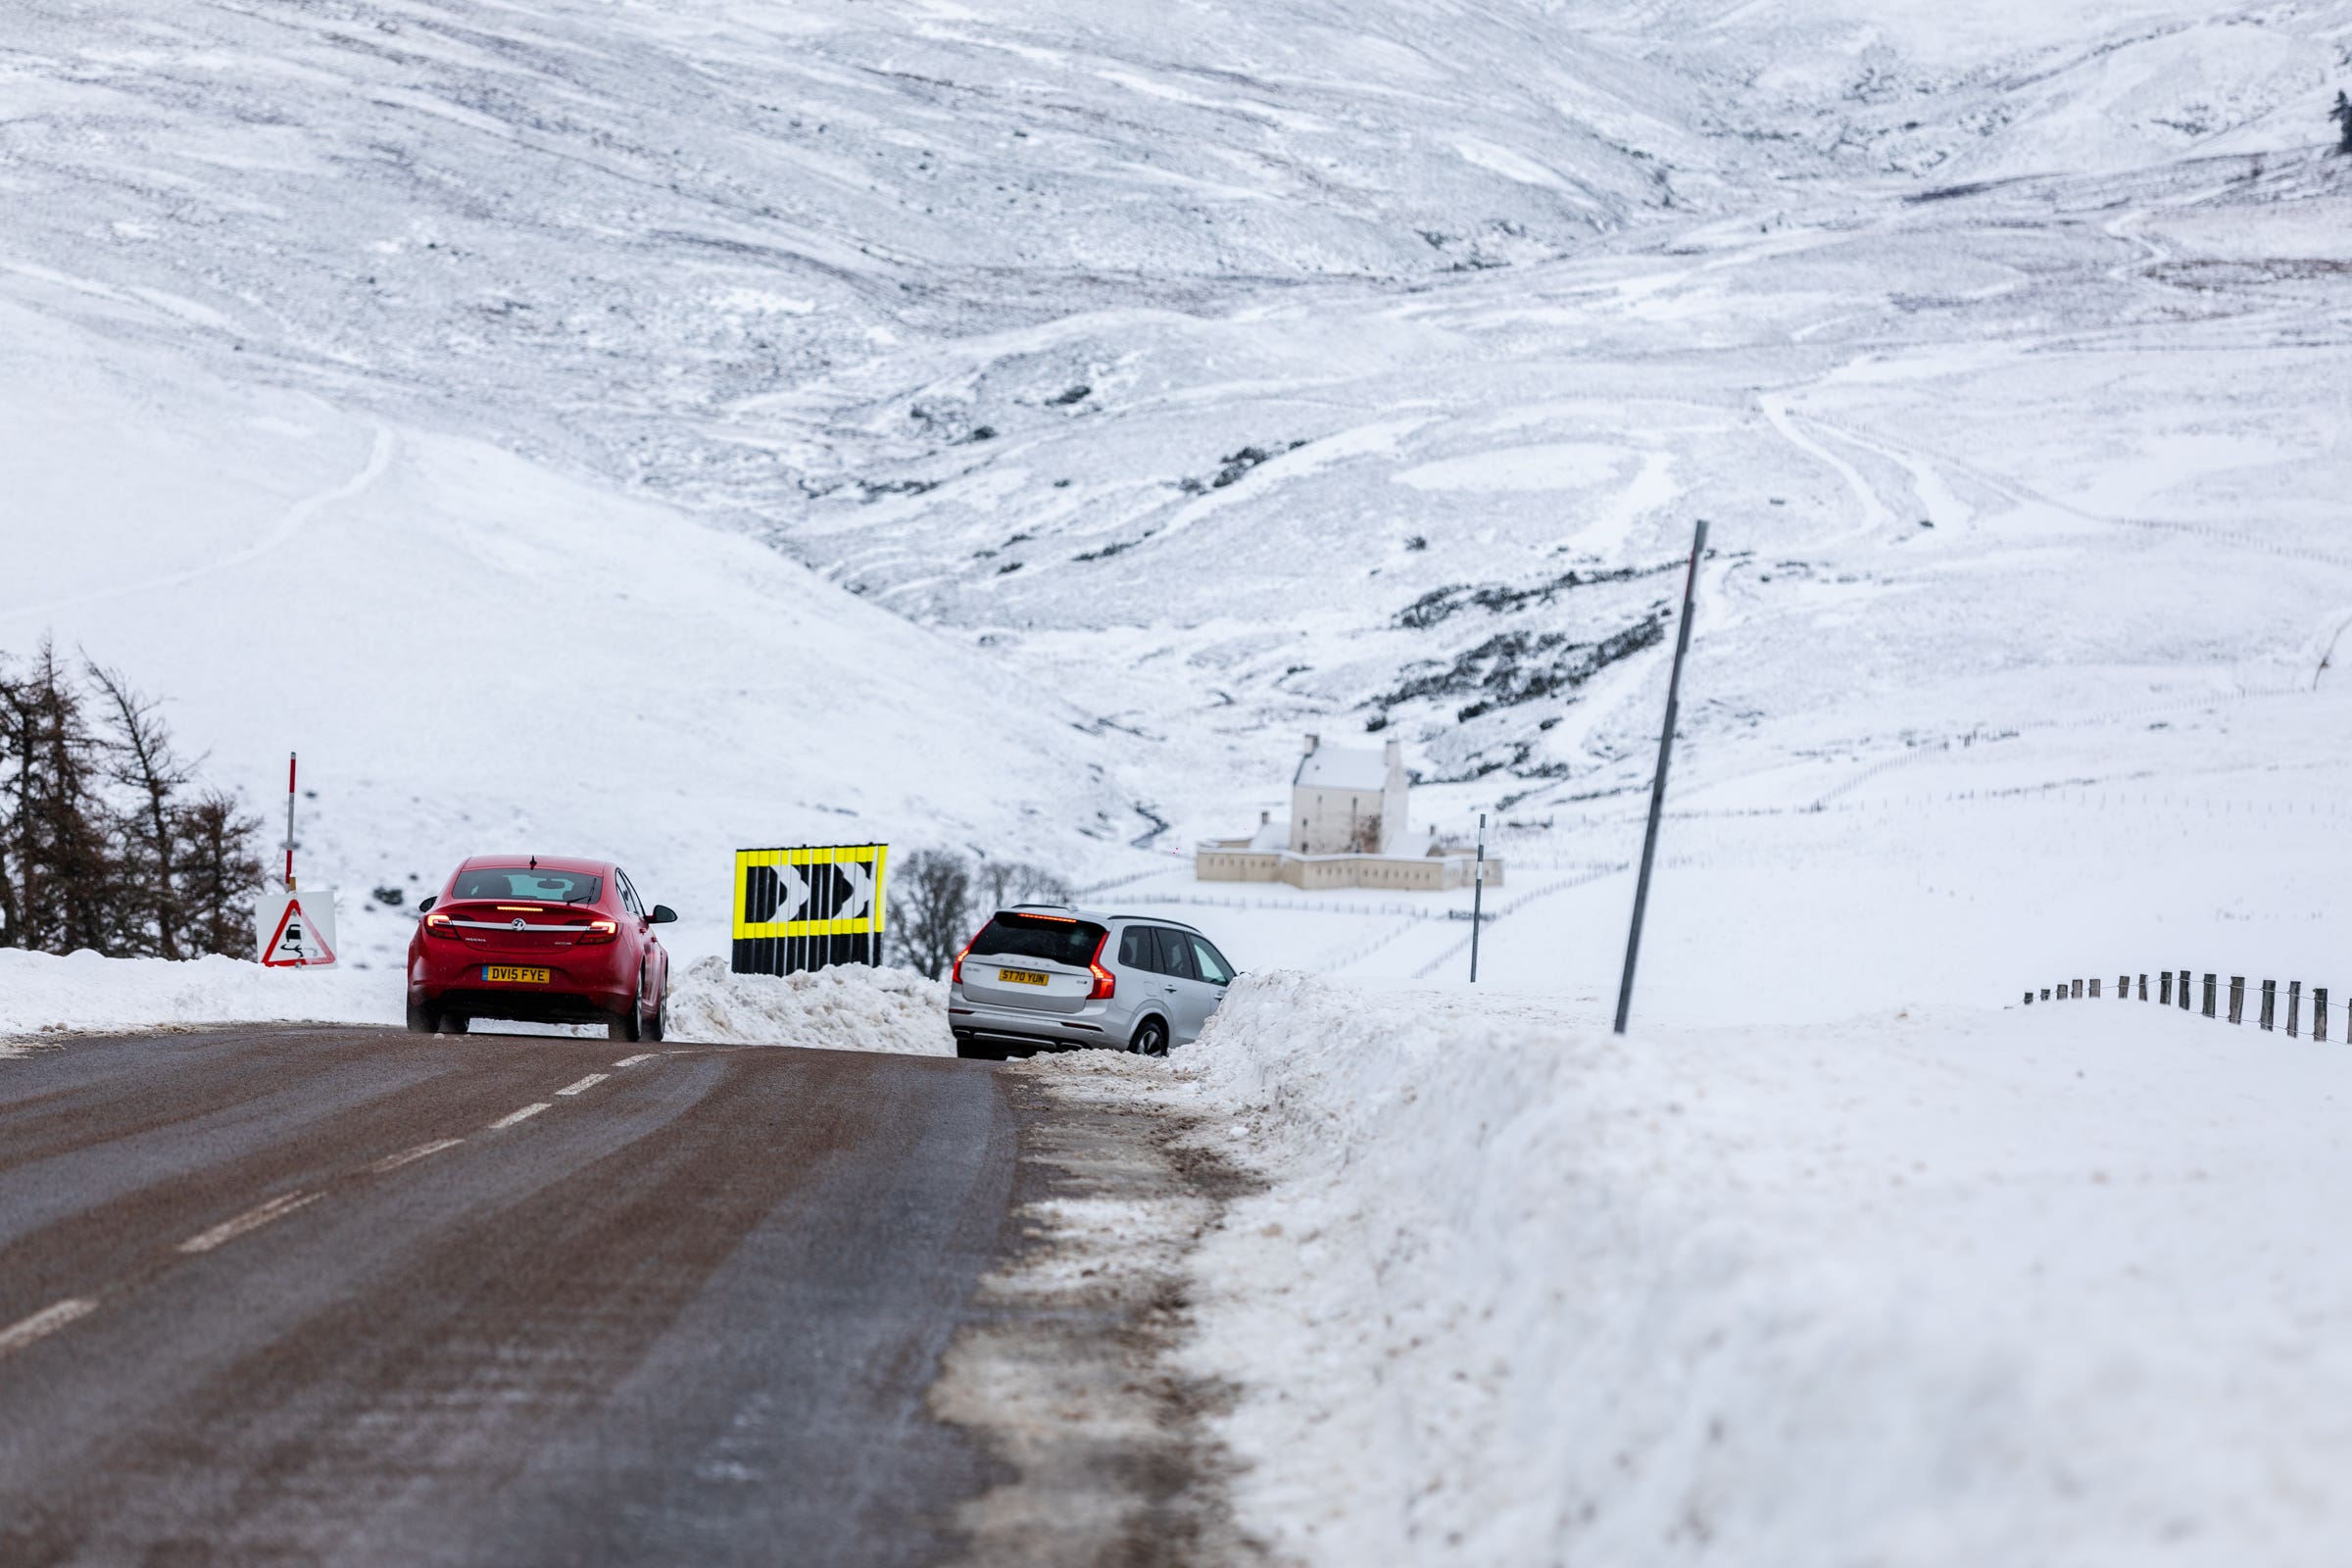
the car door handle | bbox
[1164,983,1178,993]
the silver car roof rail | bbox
[998,903,1204,935]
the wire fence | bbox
[1408,862,1631,979]
[1110,892,1459,921]
[1068,864,1183,899]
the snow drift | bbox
[663,956,951,1054]
[0,948,401,1044]
[1162,971,2352,1565]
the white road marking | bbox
[612,1054,656,1068]
[177,1192,321,1254]
[488,1102,551,1130]
[368,1137,464,1174]
[554,1073,609,1098]
[0,1298,97,1358]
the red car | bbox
[406,855,676,1041]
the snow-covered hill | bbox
[0,293,1141,972]
[5,0,2350,1004]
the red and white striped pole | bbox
[284,752,298,892]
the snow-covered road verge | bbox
[664,956,951,1054]
[0,950,950,1055]
[0,949,400,1045]
[1154,971,2352,1565]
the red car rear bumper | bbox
[408,944,636,1020]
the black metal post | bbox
[1614,519,1707,1036]
[1469,811,1487,984]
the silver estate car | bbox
[948,905,1237,1060]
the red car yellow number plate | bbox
[997,967,1050,987]
[483,965,551,984]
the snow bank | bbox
[663,956,951,1054]
[0,950,950,1057]
[0,948,397,1044]
[1169,971,2352,1565]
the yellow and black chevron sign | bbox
[729,844,889,975]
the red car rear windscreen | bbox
[453,868,603,904]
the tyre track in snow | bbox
[0,420,396,628]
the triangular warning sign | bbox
[262,897,337,968]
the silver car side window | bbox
[1152,927,1197,980]
[1190,937,1233,985]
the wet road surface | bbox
[0,1026,1020,1566]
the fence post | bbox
[2203,973,2218,1017]
[2288,981,2301,1038]
[2090,978,2101,998]
[2119,973,2129,999]
[2180,970,2191,1010]
[2319,988,2330,1043]
[2138,973,2148,1001]
[2260,979,2275,1031]
[2229,976,2245,1024]
[2024,991,2034,1005]
[1468,811,1486,984]
[2041,988,2051,1002]
[2160,971,2173,1005]
[2073,978,2084,999]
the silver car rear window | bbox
[969,912,1106,967]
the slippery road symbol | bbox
[262,897,337,968]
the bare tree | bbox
[972,858,1073,911]
[973,858,1019,912]
[888,848,973,979]
[0,644,262,959]
[89,663,194,958]
[0,643,117,955]
[173,789,265,957]
[2335,90,2352,154]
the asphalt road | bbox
[0,1026,1023,1567]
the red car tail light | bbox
[423,911,460,939]
[578,918,618,945]
[1087,931,1115,1000]
[950,940,973,986]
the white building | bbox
[1291,734,1408,855]
[1196,735,1500,890]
